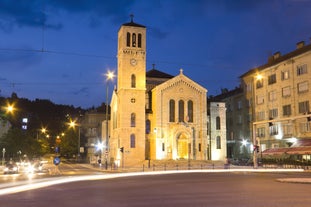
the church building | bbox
[109,18,226,166]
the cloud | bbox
[72,87,90,97]
[0,0,135,32]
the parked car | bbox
[4,163,19,174]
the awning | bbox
[286,146,311,155]
[262,146,311,155]
[262,148,289,155]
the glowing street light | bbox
[69,120,81,159]
[104,70,115,169]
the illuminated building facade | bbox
[109,19,227,166]
[240,41,311,157]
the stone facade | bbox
[109,19,226,167]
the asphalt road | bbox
[1,172,311,207]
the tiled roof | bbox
[146,69,174,79]
[240,43,311,78]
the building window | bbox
[256,95,264,105]
[198,143,201,152]
[126,32,131,47]
[131,113,136,127]
[283,104,291,116]
[187,100,193,122]
[298,81,309,93]
[162,143,165,151]
[238,115,242,124]
[282,86,291,97]
[269,108,278,119]
[297,64,307,76]
[268,74,276,85]
[131,74,136,88]
[132,33,136,47]
[257,111,265,121]
[146,119,151,134]
[257,127,265,137]
[130,134,136,148]
[299,101,309,114]
[237,100,242,110]
[269,90,277,101]
[282,124,293,136]
[216,136,221,149]
[300,122,311,133]
[256,79,263,89]
[269,125,278,136]
[178,100,184,122]
[138,33,142,48]
[281,70,290,80]
[169,99,175,122]
[216,116,221,130]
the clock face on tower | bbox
[130,58,137,66]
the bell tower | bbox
[116,16,146,164]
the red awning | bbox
[262,148,289,155]
[286,146,311,155]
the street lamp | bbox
[104,70,115,168]
[69,120,81,160]
[2,148,5,165]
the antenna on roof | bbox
[130,14,134,22]
[152,63,156,69]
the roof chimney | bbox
[296,41,305,49]
[273,51,281,59]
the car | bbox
[4,163,19,174]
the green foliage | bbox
[0,95,88,160]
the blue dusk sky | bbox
[0,0,311,108]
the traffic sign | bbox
[54,156,60,165]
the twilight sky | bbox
[0,0,311,108]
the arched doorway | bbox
[177,133,188,159]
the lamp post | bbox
[69,120,81,161]
[252,74,262,169]
[2,148,5,165]
[105,71,115,169]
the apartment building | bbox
[240,41,311,157]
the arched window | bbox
[131,113,136,127]
[187,100,193,122]
[126,32,131,47]
[216,116,221,130]
[130,134,136,148]
[169,99,175,122]
[178,100,184,122]
[131,74,136,88]
[146,119,151,134]
[138,33,142,48]
[132,33,136,47]
[216,136,221,149]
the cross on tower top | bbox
[130,14,134,22]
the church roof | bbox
[146,69,174,79]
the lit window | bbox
[281,70,290,80]
[269,91,277,101]
[256,95,264,105]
